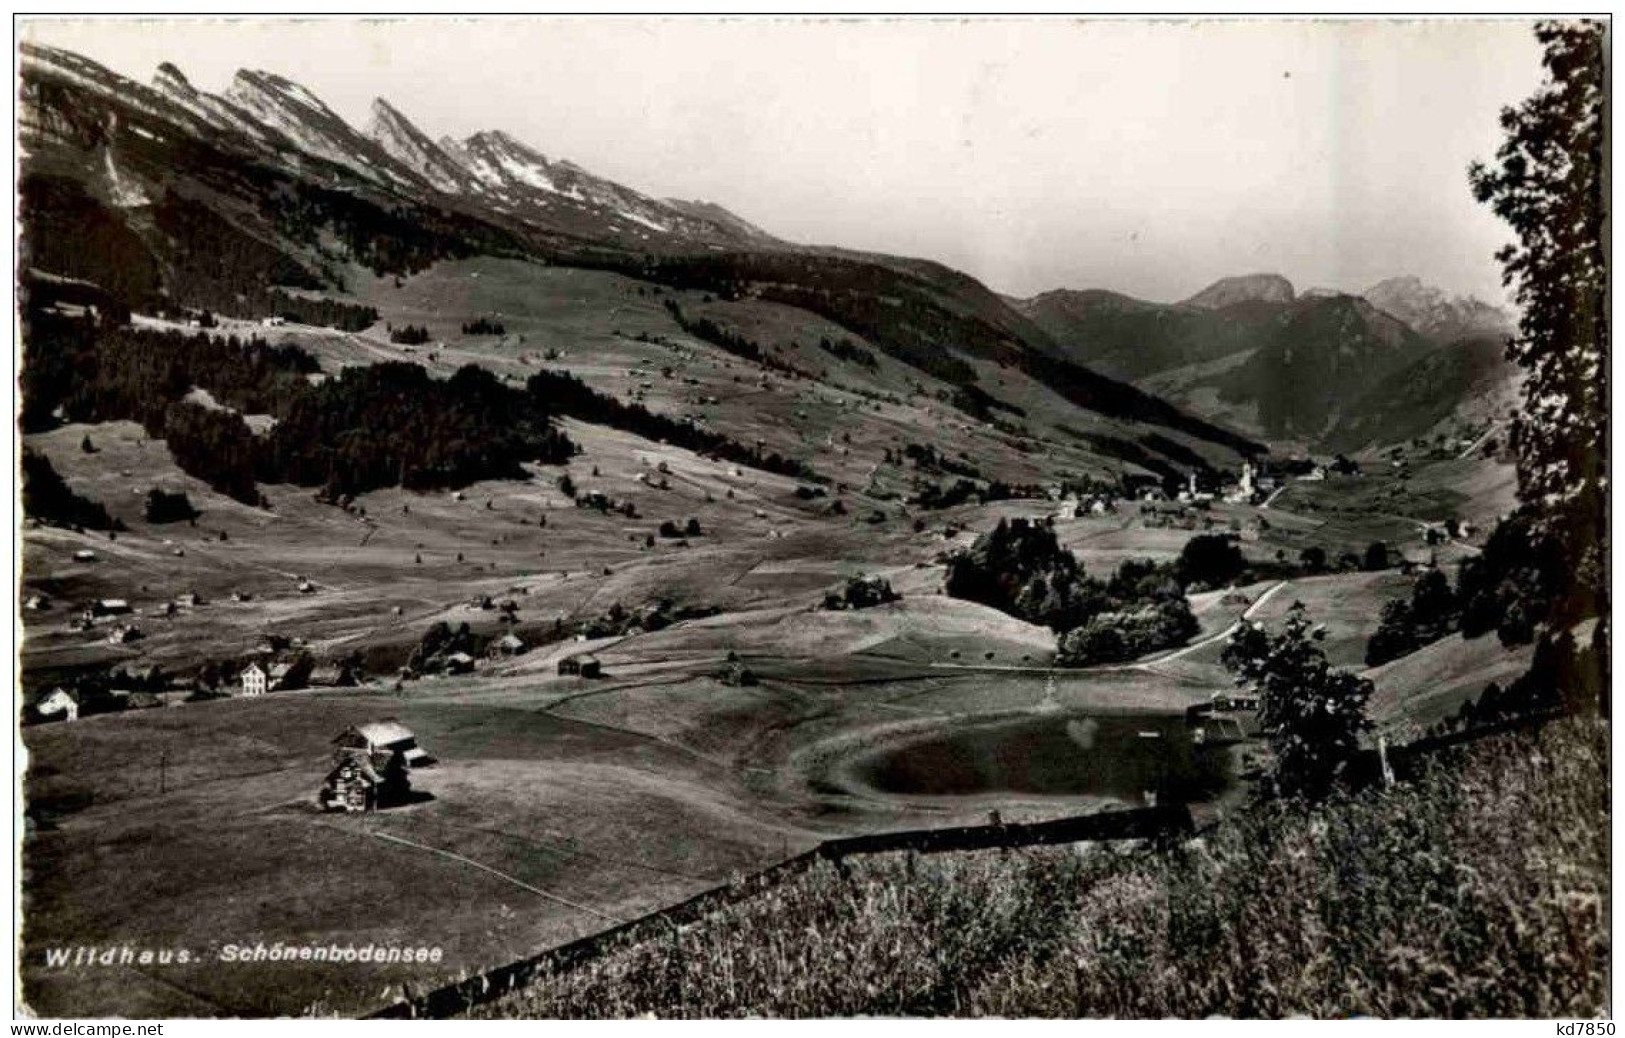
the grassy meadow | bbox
[477,715,1610,1019]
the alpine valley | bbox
[18,42,1534,1020]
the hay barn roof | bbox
[337,720,417,747]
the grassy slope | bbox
[20,689,820,1017]
[477,716,1610,1019]
[1367,633,1537,740]
[20,256,1536,1018]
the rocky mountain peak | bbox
[1181,273,1296,310]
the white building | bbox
[240,662,268,697]
[35,688,78,722]
[1223,461,1259,504]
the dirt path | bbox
[922,580,1292,676]
[1142,579,1292,665]
[1385,514,1483,556]
[1457,422,1502,460]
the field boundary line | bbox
[367,710,1568,1020]
[340,824,627,926]
[366,803,1191,1020]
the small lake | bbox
[844,713,1236,806]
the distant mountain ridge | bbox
[18,40,1263,485]
[1362,275,1514,343]
[1013,272,1515,448]
[1180,273,1296,310]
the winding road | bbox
[923,579,1293,675]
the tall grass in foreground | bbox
[479,717,1609,1018]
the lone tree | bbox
[1362,540,1389,572]
[1466,21,1608,637]
[1175,533,1246,589]
[1222,602,1373,801]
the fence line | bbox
[368,711,1557,1020]
[366,802,1192,1019]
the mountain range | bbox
[1014,273,1515,448]
[16,41,1269,482]
[19,40,1512,466]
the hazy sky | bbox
[22,17,1545,303]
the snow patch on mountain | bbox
[227,69,418,189]
[101,125,148,208]
[151,61,284,148]
[1362,276,1513,342]
[365,98,472,195]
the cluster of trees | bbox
[942,522,1271,666]
[162,400,263,503]
[948,384,1026,424]
[23,314,591,504]
[408,621,485,674]
[1223,603,1375,801]
[1365,569,1461,667]
[21,450,122,531]
[821,574,901,611]
[263,363,576,497]
[1296,543,1388,576]
[388,324,432,345]
[22,313,318,434]
[912,478,981,511]
[657,518,704,539]
[1357,23,1608,733]
[268,290,378,332]
[1174,534,1247,590]
[144,488,199,524]
[898,442,982,479]
[578,599,719,639]
[1070,431,1187,488]
[944,518,1086,630]
[944,518,1211,665]
[1442,624,1607,734]
[715,652,759,687]
[911,477,1047,511]
[462,316,506,335]
[816,335,877,369]
[1057,598,1198,665]
[525,368,821,482]
[1454,504,1602,646]
[662,300,802,378]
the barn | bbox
[333,720,433,768]
[558,653,602,678]
[443,652,476,675]
[319,749,411,813]
[309,662,358,688]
